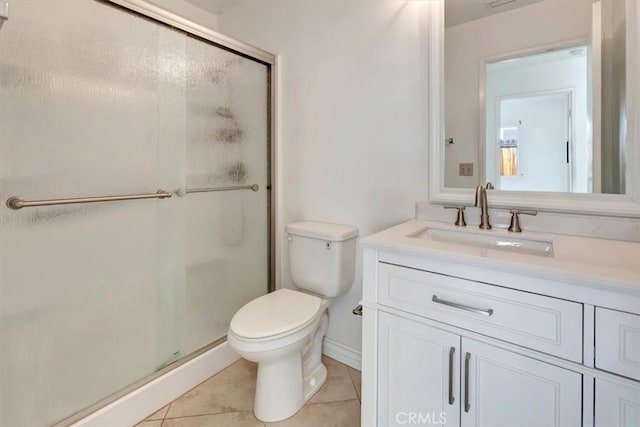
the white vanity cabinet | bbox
[595,379,640,427]
[361,222,640,427]
[377,312,460,426]
[593,309,640,427]
[461,339,582,427]
[595,308,640,381]
[377,263,583,362]
[376,310,582,427]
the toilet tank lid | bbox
[286,221,359,242]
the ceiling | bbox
[445,0,548,27]
[185,0,244,15]
[186,0,551,28]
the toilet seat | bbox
[229,289,323,341]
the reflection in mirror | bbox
[444,0,627,194]
[486,46,589,192]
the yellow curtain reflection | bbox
[500,147,518,176]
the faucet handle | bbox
[508,209,537,233]
[444,205,467,227]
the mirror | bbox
[444,0,627,194]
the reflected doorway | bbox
[496,91,572,192]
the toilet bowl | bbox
[227,221,358,422]
[228,289,330,422]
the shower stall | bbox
[0,0,274,425]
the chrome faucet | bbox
[474,185,492,229]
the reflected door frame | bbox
[490,88,574,192]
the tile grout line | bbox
[347,368,361,403]
[305,398,360,407]
[159,400,361,422]
[155,359,249,421]
[160,410,256,421]
[158,403,170,427]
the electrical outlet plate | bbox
[459,163,473,177]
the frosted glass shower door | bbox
[0,1,186,425]
[0,1,271,425]
[184,35,270,353]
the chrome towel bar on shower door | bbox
[6,183,261,209]
[6,190,172,210]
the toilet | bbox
[227,221,358,422]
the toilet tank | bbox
[286,221,359,298]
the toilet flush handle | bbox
[352,305,363,316]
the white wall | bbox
[215,0,431,356]
[444,0,592,188]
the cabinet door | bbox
[595,379,640,427]
[595,307,640,381]
[461,339,582,427]
[378,312,461,426]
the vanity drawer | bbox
[378,263,583,362]
[595,307,640,381]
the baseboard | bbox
[322,337,361,371]
[71,342,239,427]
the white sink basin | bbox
[409,227,554,257]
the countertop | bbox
[363,220,640,297]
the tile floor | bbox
[135,356,361,427]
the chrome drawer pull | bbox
[432,295,494,316]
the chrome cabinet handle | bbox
[448,347,455,405]
[432,295,494,316]
[464,352,471,413]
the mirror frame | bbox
[428,0,640,217]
